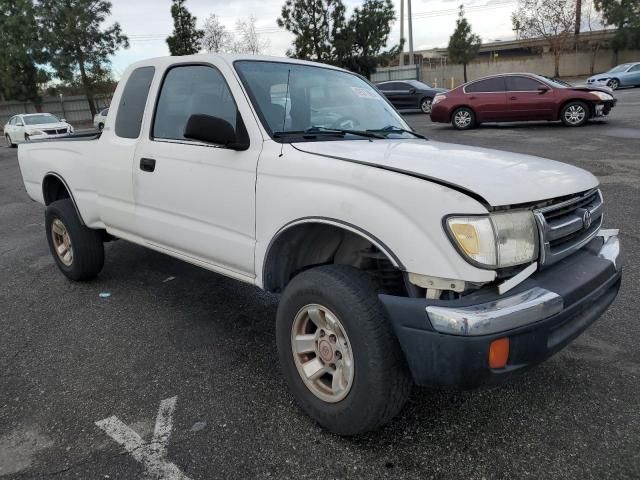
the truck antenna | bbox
[279,69,291,158]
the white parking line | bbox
[95,396,192,479]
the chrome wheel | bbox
[51,218,73,266]
[564,104,586,125]
[421,98,433,114]
[607,79,619,90]
[454,110,472,128]
[290,304,354,403]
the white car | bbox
[3,113,73,147]
[93,108,109,130]
[17,55,622,435]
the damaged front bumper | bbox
[379,233,621,388]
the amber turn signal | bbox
[489,337,510,369]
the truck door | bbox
[132,63,261,279]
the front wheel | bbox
[45,199,105,281]
[607,78,620,90]
[451,107,476,130]
[420,97,433,114]
[5,134,15,148]
[276,265,411,435]
[560,101,589,127]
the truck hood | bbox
[292,139,598,207]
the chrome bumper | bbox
[426,232,620,336]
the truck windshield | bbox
[234,60,413,141]
[24,114,59,125]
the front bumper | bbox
[380,234,621,388]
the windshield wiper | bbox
[273,126,384,140]
[367,125,427,140]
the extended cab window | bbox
[153,65,237,141]
[115,66,155,139]
[506,76,545,91]
[465,77,506,93]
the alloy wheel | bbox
[454,110,472,128]
[290,304,354,403]
[421,98,433,114]
[608,79,619,90]
[564,104,586,125]
[51,218,74,266]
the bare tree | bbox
[582,0,608,73]
[512,0,576,76]
[202,14,233,53]
[233,15,270,54]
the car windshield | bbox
[24,114,59,125]
[408,80,433,89]
[608,64,631,73]
[234,60,412,141]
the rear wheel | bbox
[45,199,105,281]
[420,97,433,114]
[607,78,620,90]
[560,101,589,127]
[451,107,476,130]
[276,265,412,435]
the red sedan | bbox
[430,73,617,130]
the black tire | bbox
[45,199,104,281]
[560,100,590,127]
[607,78,619,90]
[5,134,15,148]
[451,106,476,130]
[98,123,104,130]
[420,96,433,114]
[276,265,412,435]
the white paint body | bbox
[4,113,73,144]
[17,54,599,288]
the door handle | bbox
[510,96,517,100]
[139,157,156,172]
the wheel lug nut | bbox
[329,334,337,344]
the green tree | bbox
[277,0,347,62]
[595,0,640,59]
[335,0,401,77]
[0,0,48,106]
[167,0,204,56]
[37,0,128,116]
[447,5,481,82]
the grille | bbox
[534,189,603,267]
[43,128,68,135]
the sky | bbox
[109,0,519,78]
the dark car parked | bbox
[430,73,617,130]
[377,80,448,114]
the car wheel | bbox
[420,97,433,114]
[451,107,476,130]
[560,101,589,127]
[98,123,104,130]
[276,265,411,435]
[607,78,620,90]
[45,199,105,281]
[5,134,15,148]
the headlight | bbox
[432,93,447,105]
[590,91,613,101]
[28,129,44,135]
[446,211,537,268]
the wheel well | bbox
[559,98,594,118]
[263,223,408,296]
[42,175,71,205]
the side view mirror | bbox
[538,87,550,94]
[61,118,67,123]
[184,114,249,151]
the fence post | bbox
[59,94,67,120]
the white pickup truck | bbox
[18,55,622,435]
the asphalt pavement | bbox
[1,88,639,479]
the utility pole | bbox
[407,0,414,65]
[575,0,582,34]
[399,0,404,66]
